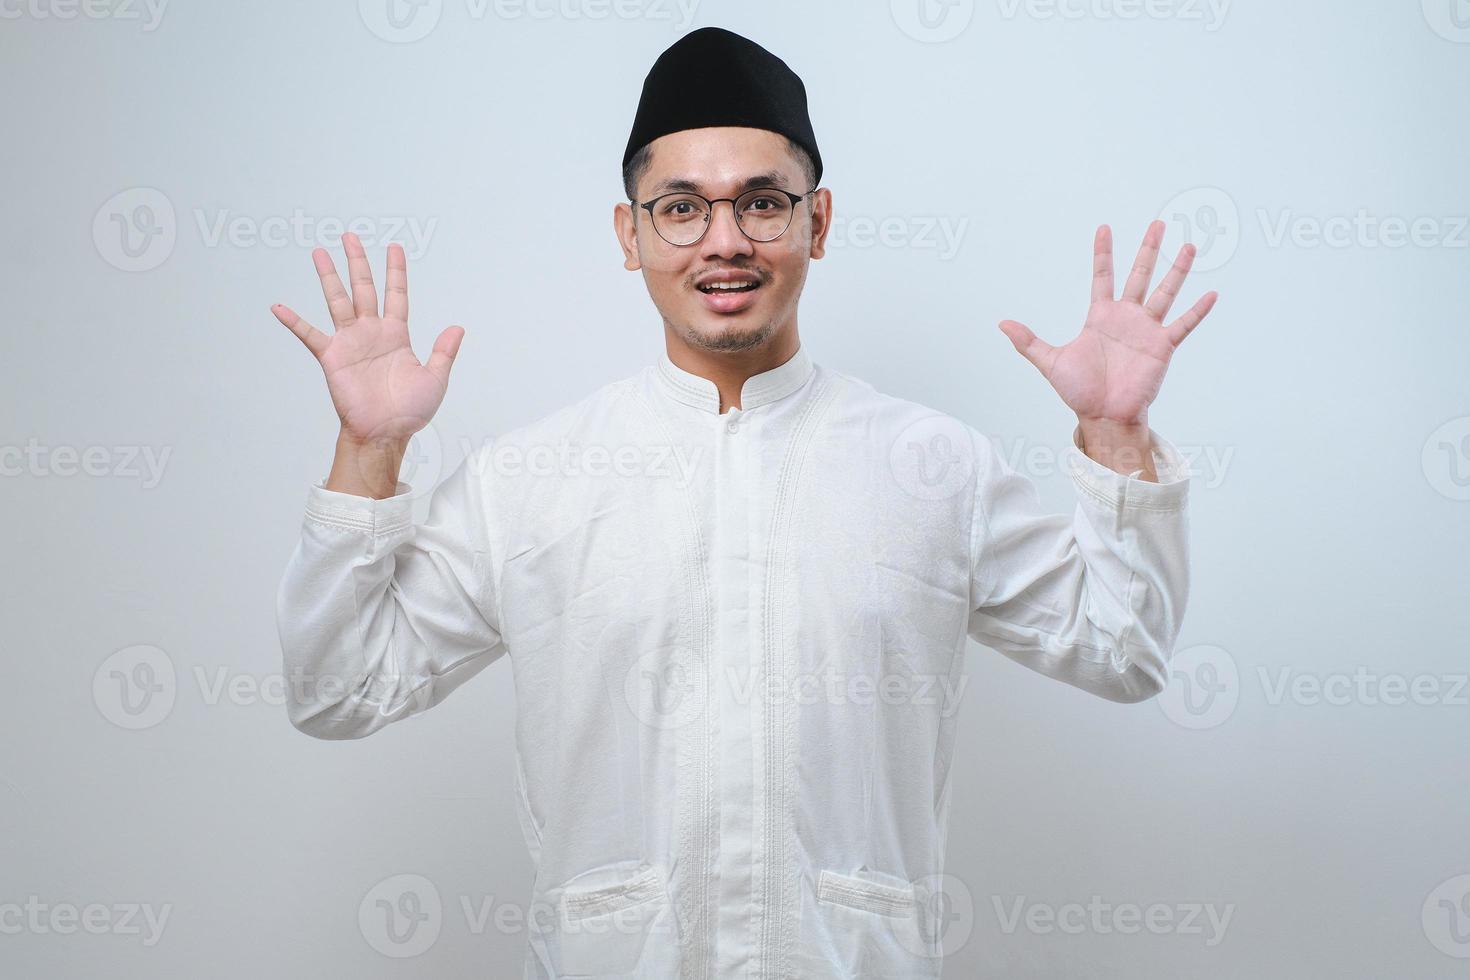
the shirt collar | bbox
[655,343,814,415]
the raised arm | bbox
[970,220,1217,702]
[966,423,1190,703]
[271,234,504,739]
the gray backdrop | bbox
[4,1,1468,976]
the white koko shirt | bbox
[276,344,1190,980]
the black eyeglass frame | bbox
[634,187,817,246]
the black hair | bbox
[622,135,818,202]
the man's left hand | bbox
[997,220,1218,480]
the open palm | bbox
[271,232,464,444]
[999,221,1217,425]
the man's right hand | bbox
[272,231,464,498]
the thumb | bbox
[425,325,465,388]
[997,319,1054,376]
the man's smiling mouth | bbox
[695,270,764,294]
[693,271,765,313]
[697,280,760,293]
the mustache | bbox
[688,265,769,287]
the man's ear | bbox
[614,202,641,271]
[809,187,832,260]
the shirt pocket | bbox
[817,868,917,918]
[802,868,939,979]
[533,860,682,979]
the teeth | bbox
[701,281,757,291]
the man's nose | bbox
[700,200,755,259]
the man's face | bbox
[615,127,831,353]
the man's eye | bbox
[745,197,778,212]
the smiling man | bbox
[273,26,1216,980]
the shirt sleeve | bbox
[275,448,507,739]
[966,423,1191,703]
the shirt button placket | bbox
[712,401,754,978]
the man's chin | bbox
[679,312,775,353]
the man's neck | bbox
[663,325,800,413]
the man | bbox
[272,26,1215,980]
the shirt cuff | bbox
[302,478,415,536]
[1063,424,1190,511]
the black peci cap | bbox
[622,27,822,188]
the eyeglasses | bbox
[635,187,816,247]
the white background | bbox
[4,0,1469,976]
